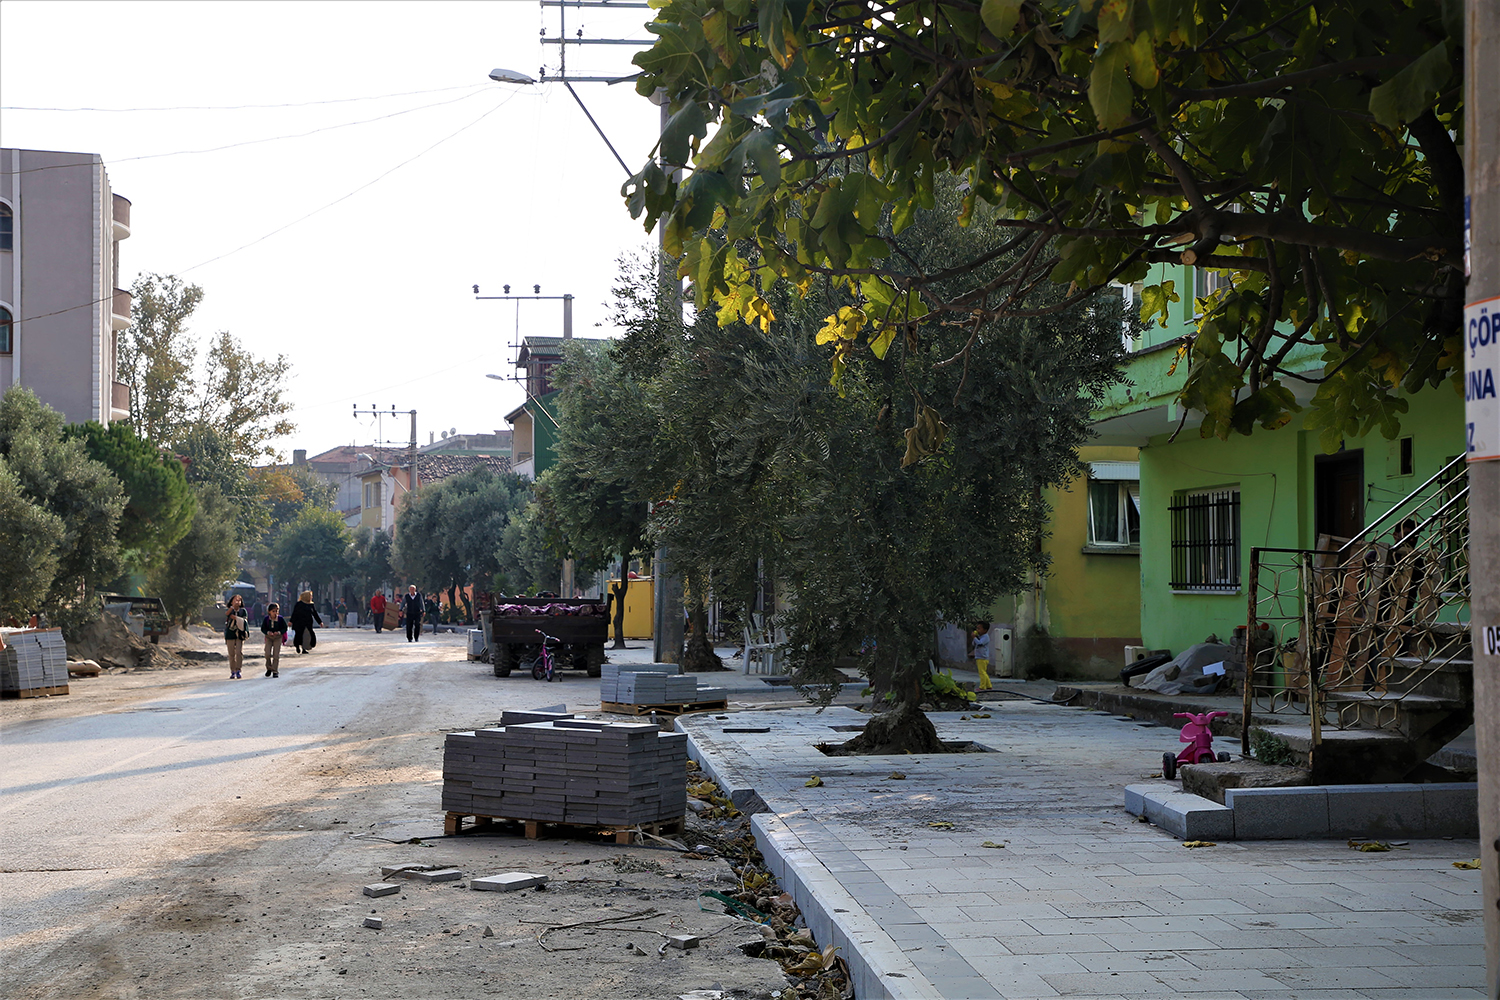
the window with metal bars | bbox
[1169,487,1240,592]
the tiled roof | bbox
[411,453,512,484]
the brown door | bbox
[1315,449,1365,539]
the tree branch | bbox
[1170,54,1415,102]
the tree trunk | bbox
[835,702,947,755]
[682,591,723,672]
[611,576,629,649]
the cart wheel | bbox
[1217,751,1231,763]
[1162,752,1176,780]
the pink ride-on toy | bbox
[1162,710,1231,780]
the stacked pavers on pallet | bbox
[600,662,726,705]
[442,715,688,827]
[0,628,69,695]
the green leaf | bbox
[1369,42,1452,128]
[659,102,709,167]
[701,9,736,67]
[1125,33,1158,88]
[1097,0,1133,44]
[1139,280,1178,327]
[868,324,898,360]
[1089,42,1133,128]
[980,0,1023,38]
[741,129,783,188]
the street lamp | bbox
[488,68,535,85]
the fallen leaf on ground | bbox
[971,712,991,718]
[1453,858,1481,869]
[927,821,954,830]
[1182,840,1216,848]
[1348,839,1392,852]
[887,771,906,780]
[804,776,823,787]
[981,841,1006,849]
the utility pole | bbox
[353,405,419,498]
[651,87,686,666]
[1464,2,1500,993]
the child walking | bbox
[261,602,288,677]
[224,594,249,679]
[971,621,993,692]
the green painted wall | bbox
[530,392,562,478]
[1137,385,1465,654]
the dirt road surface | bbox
[1,629,791,999]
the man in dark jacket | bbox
[402,585,424,642]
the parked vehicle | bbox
[490,597,607,678]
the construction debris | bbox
[470,872,548,892]
[362,883,401,898]
[362,917,383,929]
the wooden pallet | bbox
[443,812,685,843]
[600,699,728,717]
[1,684,70,699]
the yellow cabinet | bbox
[608,577,654,639]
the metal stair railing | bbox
[1242,454,1471,755]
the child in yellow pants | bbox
[972,622,992,691]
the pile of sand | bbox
[69,612,193,670]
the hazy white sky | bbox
[1,0,662,457]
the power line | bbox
[181,93,517,273]
[0,83,496,112]
[3,87,498,174]
[10,91,521,323]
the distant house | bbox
[357,451,512,536]
[1,147,133,425]
[504,335,604,480]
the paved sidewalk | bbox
[678,698,1486,1000]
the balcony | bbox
[112,288,132,330]
[110,381,130,422]
[112,194,131,240]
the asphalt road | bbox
[1,628,789,1000]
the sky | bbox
[0,0,663,458]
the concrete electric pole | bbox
[1463,2,1499,994]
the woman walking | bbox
[261,602,288,677]
[224,594,249,679]
[290,590,323,654]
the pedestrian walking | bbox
[337,598,348,628]
[261,602,287,677]
[971,621,993,692]
[370,591,387,633]
[224,594,249,679]
[402,585,424,642]
[290,590,323,653]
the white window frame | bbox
[1086,479,1140,548]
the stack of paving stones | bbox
[442,715,688,827]
[600,662,726,706]
[0,628,69,694]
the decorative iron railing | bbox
[1242,455,1471,754]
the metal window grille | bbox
[1169,488,1240,591]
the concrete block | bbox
[1225,786,1329,839]
[363,883,400,897]
[666,934,700,949]
[405,868,463,883]
[1140,789,1235,840]
[1123,783,1151,816]
[363,917,383,929]
[1423,782,1480,837]
[470,872,549,892]
[1326,784,1426,837]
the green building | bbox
[1089,263,1465,657]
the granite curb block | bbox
[750,811,945,1000]
[1123,784,1235,840]
[1125,782,1479,839]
